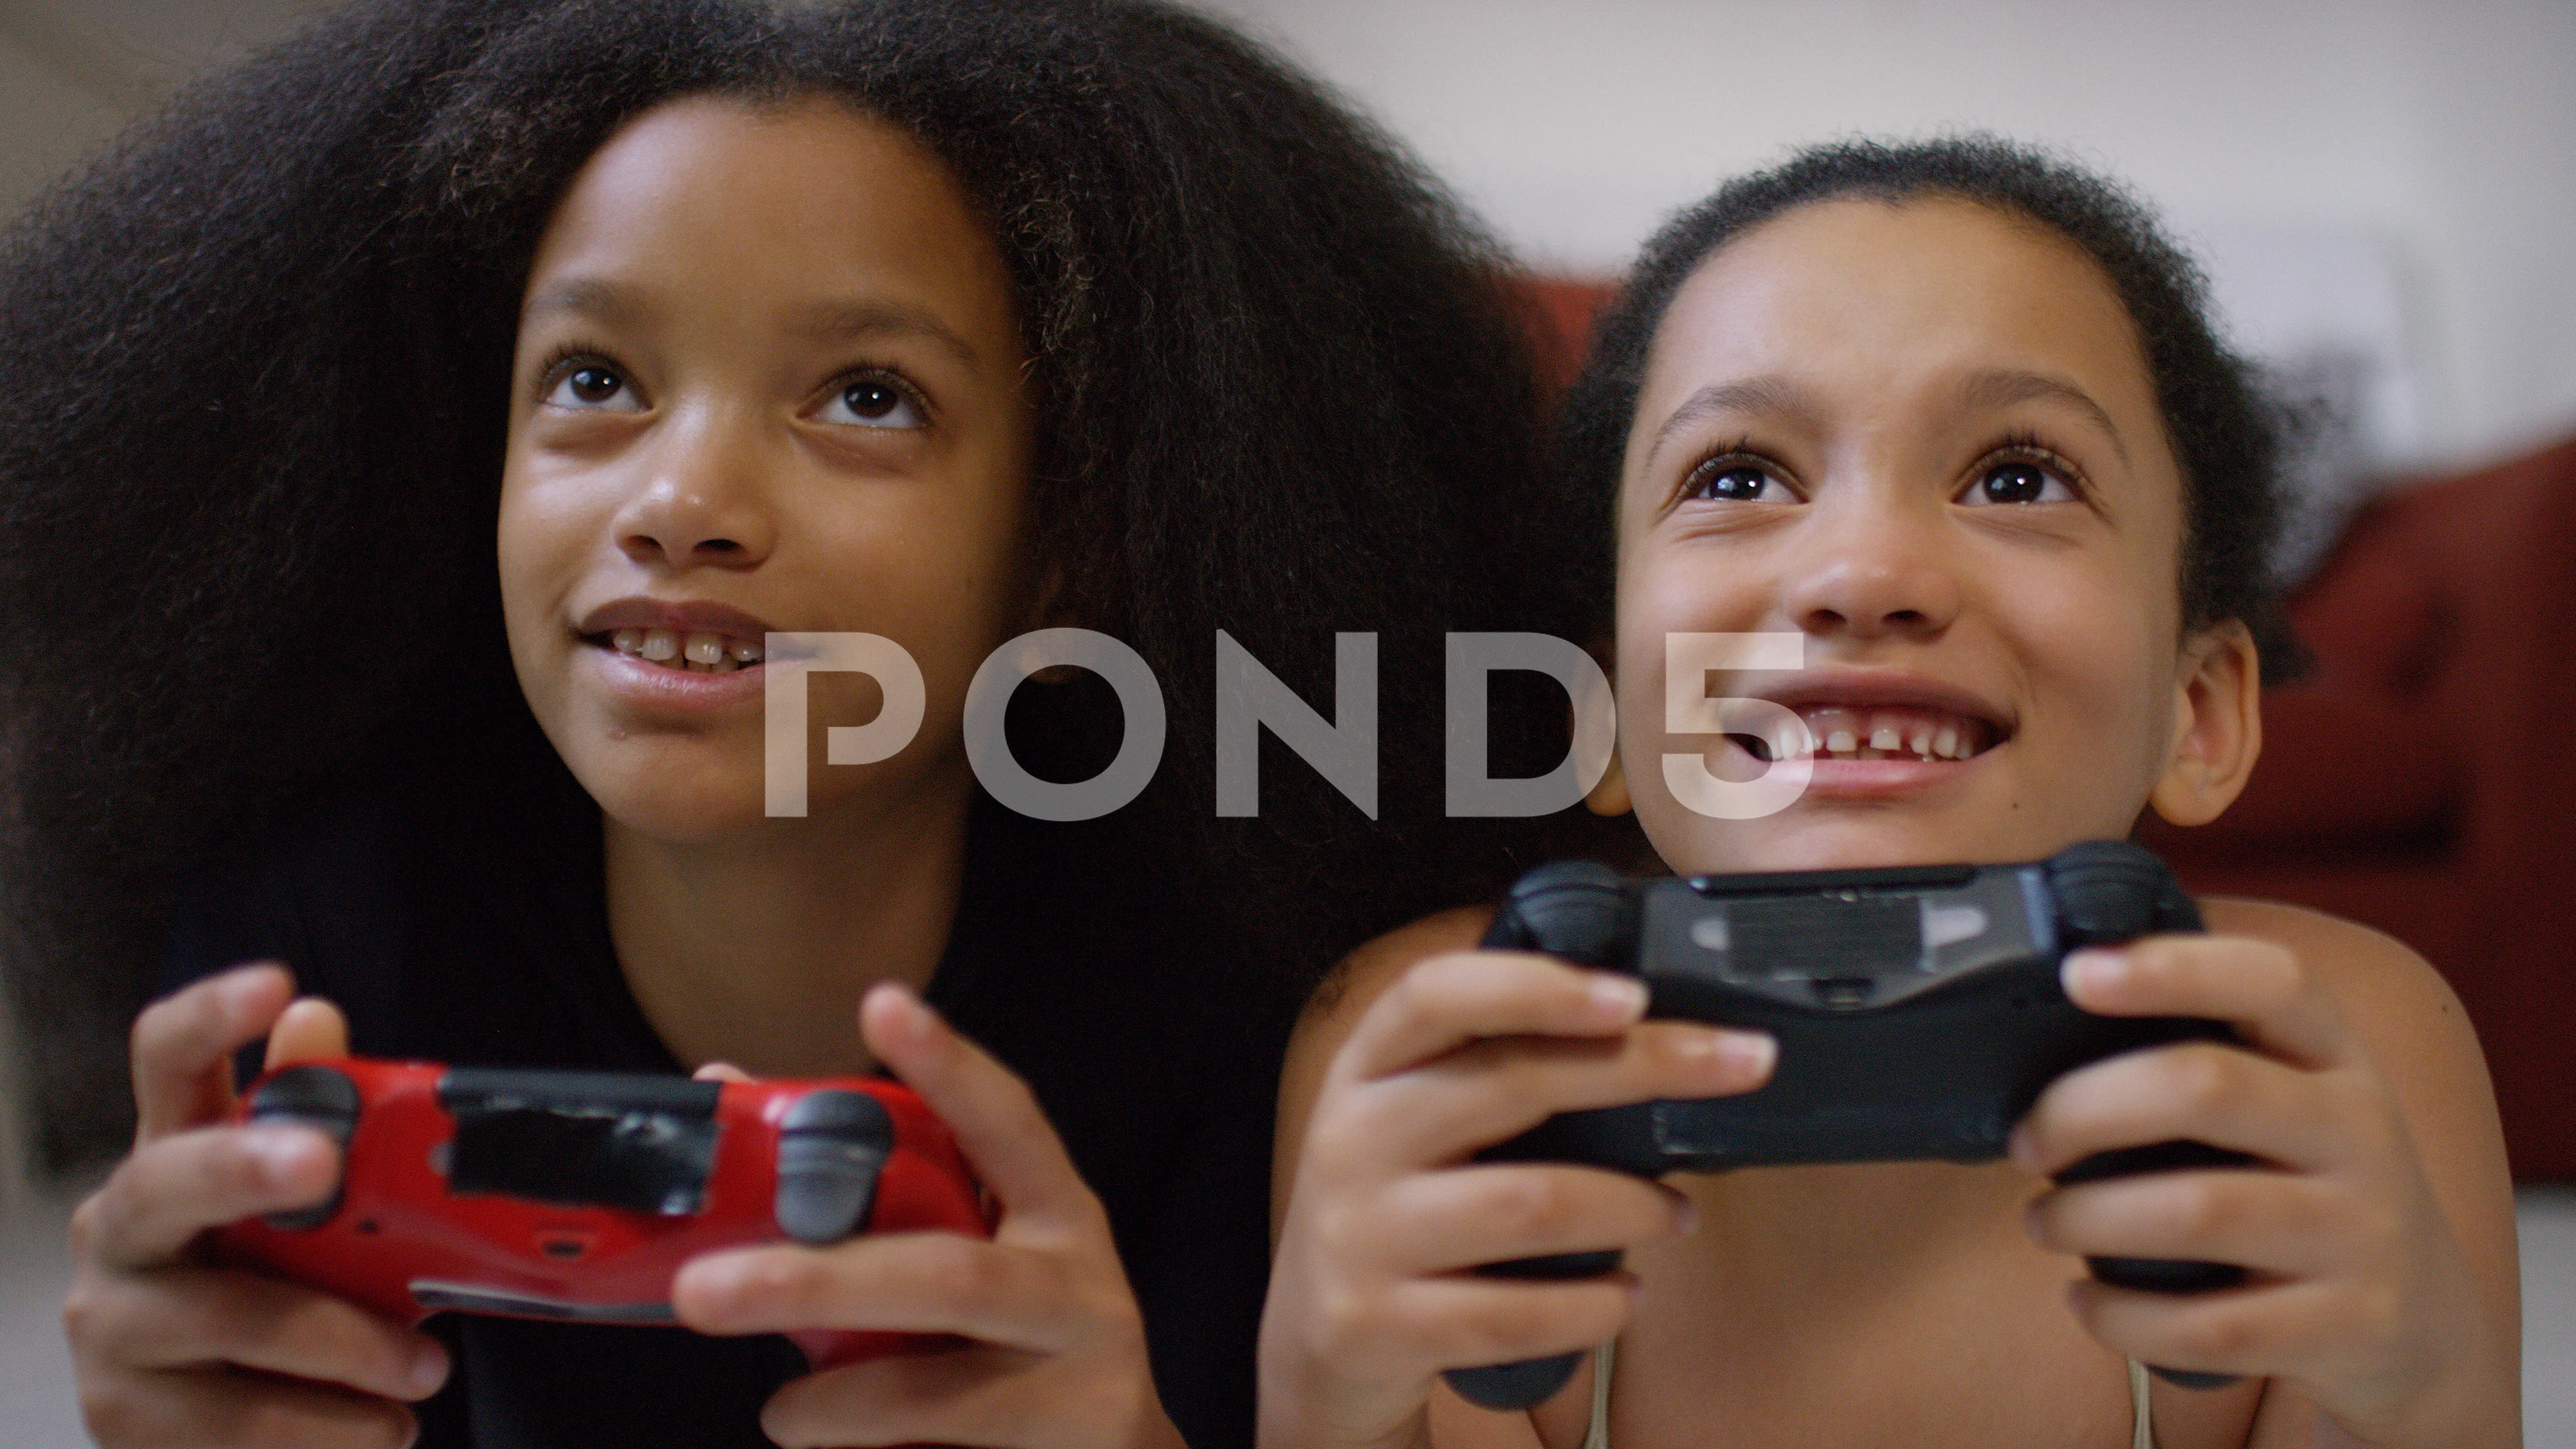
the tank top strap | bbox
[1580,1339,1616,1449]
[2128,1358,2157,1449]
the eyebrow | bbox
[1644,375,1822,470]
[784,299,983,372]
[1959,368,2128,463]
[521,280,984,373]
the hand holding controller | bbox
[213,1058,994,1373]
[1444,841,2255,1410]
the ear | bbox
[1582,635,1633,817]
[1022,564,1087,684]
[2147,621,2261,827]
[1586,747,1633,817]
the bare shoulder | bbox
[2196,897,2483,1075]
[1301,906,1498,1037]
[1271,906,1493,1239]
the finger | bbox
[2027,1169,2345,1279]
[857,983,1095,1229]
[760,1344,1039,1449]
[675,1233,1087,1351]
[1338,1020,1770,1168]
[692,1061,755,1083]
[131,965,294,1142]
[75,1124,340,1271]
[1336,953,1651,1083]
[264,998,351,1071]
[2063,938,2347,1068]
[1377,1273,1637,1375]
[1363,1165,1688,1275]
[2065,1275,2340,1385]
[76,1364,419,1449]
[2011,1041,2338,1177]
[68,1263,447,1401]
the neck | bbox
[602,784,975,1076]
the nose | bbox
[1776,486,1960,643]
[612,405,775,570]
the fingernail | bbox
[242,1126,319,1187]
[407,1338,450,1397]
[1588,973,1648,1020]
[2062,949,2123,996]
[1717,1029,1774,1078]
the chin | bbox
[572,754,769,846]
[1645,805,2039,877]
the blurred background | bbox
[1,0,2567,1442]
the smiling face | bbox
[499,95,1034,844]
[1609,196,2257,874]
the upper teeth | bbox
[608,627,763,672]
[1751,706,1990,763]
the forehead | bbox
[1633,196,2171,474]
[521,93,1018,358]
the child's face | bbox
[498,95,1035,843]
[1609,196,2257,875]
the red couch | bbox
[2139,436,2576,1181]
[1521,278,2575,1179]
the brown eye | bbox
[1690,462,1788,503]
[568,366,623,403]
[819,374,925,430]
[1963,460,2072,505]
[541,360,641,413]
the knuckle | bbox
[1309,1280,1374,1356]
[79,1383,142,1446]
[2167,1047,2238,1115]
[2169,1302,2261,1362]
[938,1240,1020,1314]
[2171,1179,2236,1240]
[68,1191,110,1258]
[60,1282,105,1350]
[1489,1174,1579,1244]
[129,996,181,1061]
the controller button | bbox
[1810,977,1874,1008]
[775,1090,894,1245]
[246,1065,360,1231]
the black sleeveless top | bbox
[164,776,1287,1449]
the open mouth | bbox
[590,628,766,675]
[1729,704,2004,765]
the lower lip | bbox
[584,643,768,712]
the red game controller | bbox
[212,1058,992,1371]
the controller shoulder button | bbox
[246,1064,361,1231]
[775,1089,894,1245]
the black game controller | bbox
[1445,840,2254,1410]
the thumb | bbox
[263,996,352,1071]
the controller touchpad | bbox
[438,1070,722,1216]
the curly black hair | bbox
[1551,134,2300,677]
[0,0,1591,1170]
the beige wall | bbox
[5,0,2570,462]
[1205,0,2576,468]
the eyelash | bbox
[534,341,618,405]
[829,367,936,429]
[531,344,938,427]
[1676,436,1791,504]
[1972,431,2090,502]
[1672,431,2092,507]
